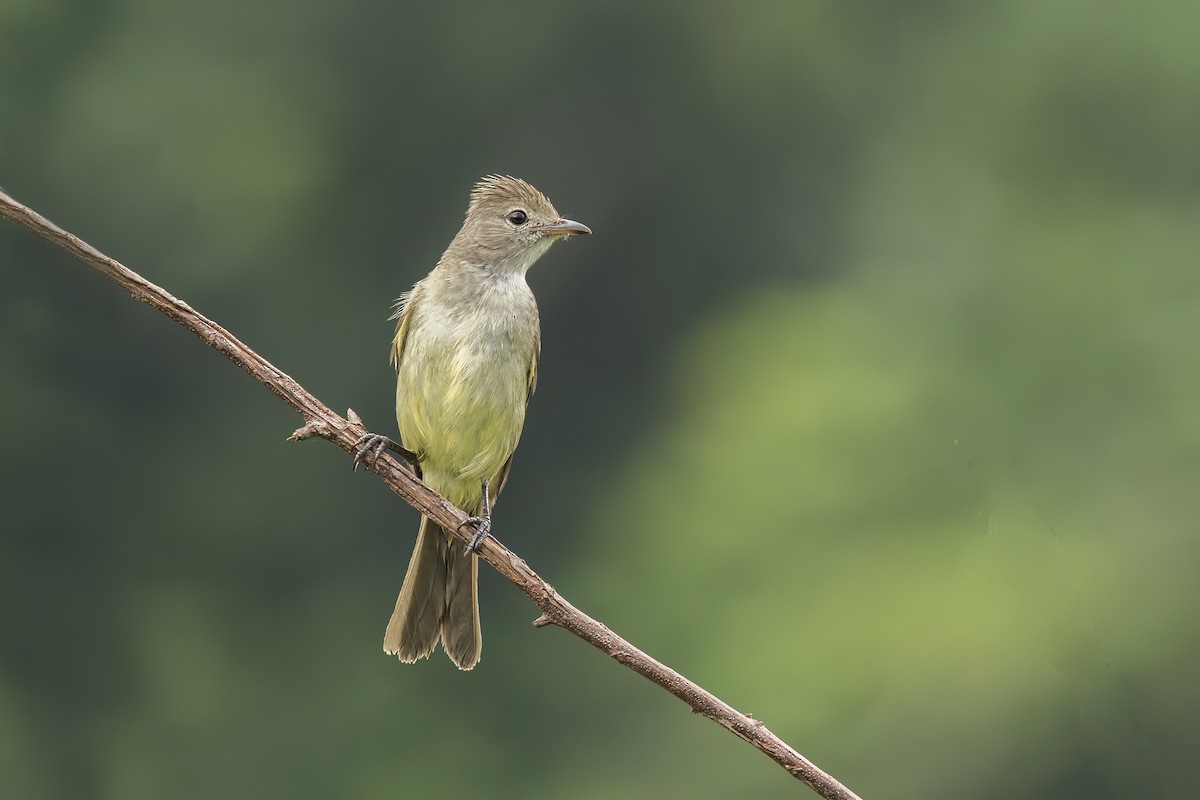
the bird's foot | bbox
[352,433,420,473]
[459,515,492,554]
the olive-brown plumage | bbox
[382,176,588,669]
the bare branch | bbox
[0,188,862,800]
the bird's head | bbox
[450,175,590,274]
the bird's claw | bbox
[459,515,492,554]
[352,433,391,472]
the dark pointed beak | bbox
[541,218,591,236]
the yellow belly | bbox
[395,323,530,511]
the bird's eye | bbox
[506,210,528,226]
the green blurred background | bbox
[3,1,1199,798]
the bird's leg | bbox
[352,432,421,475]
[461,480,492,553]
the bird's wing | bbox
[492,327,541,503]
[527,325,540,399]
[389,288,418,372]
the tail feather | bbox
[442,546,482,670]
[383,517,482,669]
[384,518,447,662]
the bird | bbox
[355,175,589,669]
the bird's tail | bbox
[441,537,482,670]
[383,517,481,670]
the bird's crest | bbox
[468,175,555,217]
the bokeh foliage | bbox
[2,2,1198,798]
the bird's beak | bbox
[541,218,591,236]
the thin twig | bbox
[0,188,862,800]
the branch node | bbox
[346,407,364,426]
[288,420,329,442]
[532,613,553,628]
